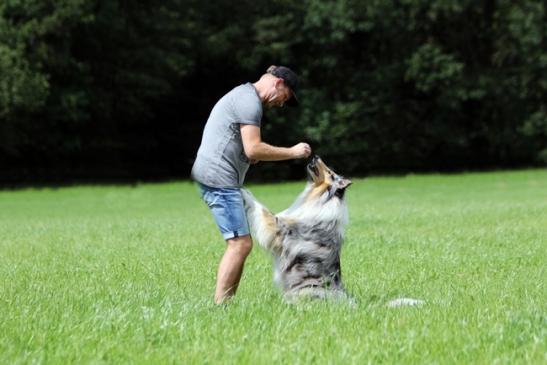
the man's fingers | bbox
[292,142,312,159]
[303,143,312,157]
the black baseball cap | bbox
[267,65,299,106]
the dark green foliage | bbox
[1,0,545,182]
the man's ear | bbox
[274,78,284,88]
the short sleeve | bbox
[232,91,262,127]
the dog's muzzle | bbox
[307,155,320,176]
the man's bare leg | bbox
[214,235,253,304]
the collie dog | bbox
[242,156,353,303]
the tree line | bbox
[1,0,545,183]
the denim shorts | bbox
[198,183,250,240]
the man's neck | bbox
[252,75,276,104]
[252,81,267,103]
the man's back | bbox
[191,83,262,188]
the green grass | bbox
[1,169,546,364]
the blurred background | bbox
[1,0,545,185]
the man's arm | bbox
[240,124,311,161]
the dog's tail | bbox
[386,297,426,308]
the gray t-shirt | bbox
[191,83,263,188]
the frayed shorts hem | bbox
[197,183,251,241]
[222,230,250,241]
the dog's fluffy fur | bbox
[242,156,353,303]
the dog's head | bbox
[306,155,352,201]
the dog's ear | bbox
[338,178,352,189]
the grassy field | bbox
[1,169,546,364]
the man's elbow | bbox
[244,146,259,161]
[245,149,259,161]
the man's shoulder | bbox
[229,83,259,101]
[229,84,262,116]
[209,83,261,125]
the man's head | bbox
[259,65,299,108]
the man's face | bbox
[265,80,292,108]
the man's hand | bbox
[291,142,312,159]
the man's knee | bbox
[226,235,253,257]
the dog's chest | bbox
[274,224,344,290]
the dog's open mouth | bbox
[307,155,320,180]
[334,188,346,199]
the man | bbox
[191,65,312,304]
